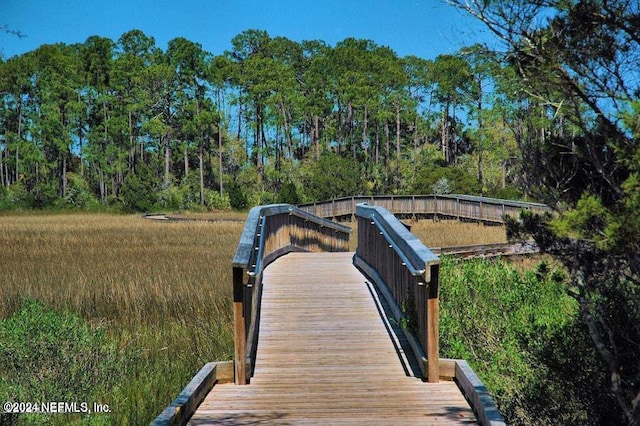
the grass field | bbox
[0,213,509,424]
[1,213,241,424]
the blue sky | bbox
[0,0,496,60]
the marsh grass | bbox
[343,218,506,251]
[410,219,506,247]
[0,213,241,424]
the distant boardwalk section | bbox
[298,194,551,223]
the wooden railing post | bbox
[233,266,246,385]
[426,265,440,382]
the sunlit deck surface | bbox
[189,252,476,425]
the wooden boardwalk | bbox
[190,252,476,425]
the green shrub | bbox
[179,173,201,209]
[227,181,248,210]
[301,152,366,201]
[157,184,184,211]
[204,189,231,210]
[439,257,622,425]
[277,181,301,205]
[120,165,158,212]
[0,299,133,425]
[413,163,481,195]
[61,173,97,209]
[5,182,31,208]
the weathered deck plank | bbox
[190,252,476,425]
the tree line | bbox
[1,28,553,211]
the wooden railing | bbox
[298,194,551,223]
[231,204,351,385]
[353,203,441,382]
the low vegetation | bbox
[439,257,622,425]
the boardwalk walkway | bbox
[190,252,476,425]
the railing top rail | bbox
[297,194,551,211]
[443,194,550,209]
[232,204,351,269]
[356,203,439,277]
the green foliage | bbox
[550,193,608,242]
[0,27,543,211]
[301,152,365,201]
[413,162,481,195]
[5,183,31,208]
[227,181,248,210]
[0,299,132,425]
[204,189,231,210]
[178,172,202,209]
[29,180,59,209]
[486,185,523,201]
[156,183,183,211]
[61,173,97,209]
[120,164,157,212]
[440,257,623,425]
[276,181,301,205]
[0,186,9,210]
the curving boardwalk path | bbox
[190,252,476,425]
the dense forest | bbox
[1,27,545,211]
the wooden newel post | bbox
[233,266,246,385]
[426,265,440,383]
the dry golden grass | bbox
[1,212,249,422]
[0,213,246,374]
[1,214,241,325]
[0,213,253,422]
[410,219,506,248]
[342,218,506,251]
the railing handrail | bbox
[232,204,351,273]
[298,193,551,211]
[356,203,439,279]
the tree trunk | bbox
[0,148,4,187]
[129,110,135,172]
[199,141,205,206]
[99,167,105,202]
[184,142,189,177]
[385,121,390,167]
[314,115,320,161]
[164,134,171,187]
[396,104,401,178]
[280,101,292,158]
[362,105,368,157]
[62,156,68,197]
[412,118,419,186]
[441,102,449,163]
[375,125,380,165]
[15,96,22,183]
[15,146,19,183]
[255,100,263,170]
[477,97,484,189]
[218,126,224,197]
